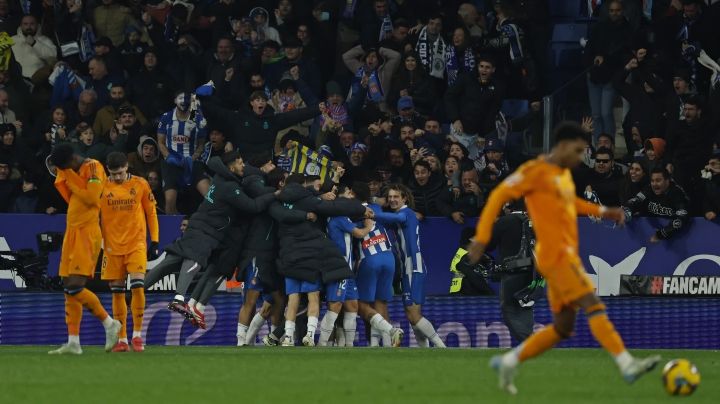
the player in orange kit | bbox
[467,122,660,394]
[101,152,160,352]
[48,144,122,355]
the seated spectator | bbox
[407,159,445,219]
[440,167,485,224]
[702,153,720,221]
[128,135,161,179]
[65,89,99,129]
[0,156,20,212]
[86,56,122,108]
[388,52,436,116]
[344,44,401,113]
[93,84,147,141]
[10,14,56,81]
[619,160,650,206]
[624,167,690,242]
[0,89,22,136]
[0,65,32,126]
[477,138,510,192]
[587,147,624,206]
[11,172,39,213]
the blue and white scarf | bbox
[446,45,475,87]
[379,14,393,42]
[355,66,384,104]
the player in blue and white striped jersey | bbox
[156,92,211,214]
[318,185,375,347]
[385,184,446,348]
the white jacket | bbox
[11,30,57,79]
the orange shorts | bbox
[59,224,102,278]
[538,254,595,314]
[101,249,147,280]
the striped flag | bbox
[287,143,333,184]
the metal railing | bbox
[541,66,593,153]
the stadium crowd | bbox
[0,0,719,232]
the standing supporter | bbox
[343,44,401,113]
[619,161,650,206]
[388,52,436,116]
[127,135,161,179]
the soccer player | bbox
[101,152,159,352]
[352,182,404,347]
[386,184,447,348]
[48,144,121,355]
[318,185,375,347]
[467,122,660,394]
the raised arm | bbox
[224,185,276,214]
[272,105,321,130]
[342,45,365,73]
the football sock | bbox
[119,338,128,344]
[63,290,83,337]
[195,303,205,314]
[68,335,80,345]
[175,259,200,296]
[318,311,338,346]
[273,324,285,339]
[307,316,319,336]
[370,313,392,334]
[336,327,346,346]
[370,326,380,347]
[343,312,357,347]
[236,323,248,346]
[412,326,429,347]
[586,304,627,358]
[187,298,197,308]
[111,286,128,339]
[132,331,142,339]
[516,325,563,363]
[285,320,296,342]
[416,317,445,348]
[73,288,110,323]
[246,313,266,345]
[381,332,391,347]
[130,280,145,333]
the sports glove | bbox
[148,241,160,260]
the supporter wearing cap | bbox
[264,36,322,98]
[478,138,510,192]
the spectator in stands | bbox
[625,167,690,242]
[445,56,505,159]
[118,26,149,75]
[0,89,21,136]
[443,155,461,191]
[265,37,321,97]
[344,44,401,113]
[448,141,471,168]
[0,0,20,35]
[596,132,628,172]
[93,83,147,138]
[0,155,19,212]
[127,135,161,179]
[36,106,68,158]
[250,7,282,45]
[478,138,510,192]
[588,147,624,206]
[665,94,720,198]
[86,57,120,108]
[584,0,633,138]
[248,72,272,100]
[11,172,39,213]
[457,3,484,40]
[270,78,312,143]
[412,14,447,83]
[619,160,650,206]
[392,96,426,136]
[10,14,57,81]
[146,170,165,214]
[480,0,536,99]
[702,153,720,221]
[93,36,124,78]
[128,48,175,120]
[0,123,34,178]
[72,122,125,162]
[445,27,475,89]
[664,68,693,126]
[641,137,667,170]
[387,145,411,183]
[359,0,396,46]
[157,92,210,214]
[408,159,445,219]
[93,0,137,46]
[0,64,32,125]
[388,52,436,116]
[379,18,411,53]
[440,167,484,224]
[419,117,445,151]
[65,89,98,129]
[612,45,666,154]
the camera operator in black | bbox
[623,166,690,242]
[485,199,537,343]
[449,227,494,295]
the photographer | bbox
[449,227,494,295]
[485,199,538,343]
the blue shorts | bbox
[285,277,322,295]
[357,253,395,303]
[243,260,264,293]
[326,278,359,302]
[402,270,426,307]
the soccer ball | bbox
[662,359,700,396]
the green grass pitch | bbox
[1,347,717,403]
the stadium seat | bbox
[551,23,588,44]
[549,0,584,21]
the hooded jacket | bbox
[127,135,161,178]
[275,182,367,283]
[165,156,276,267]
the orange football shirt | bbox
[55,158,106,227]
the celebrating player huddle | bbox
[47,144,445,353]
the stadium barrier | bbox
[2,214,720,295]
[0,293,718,348]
